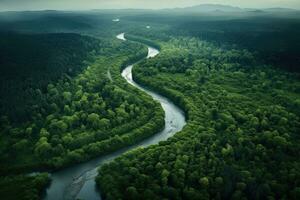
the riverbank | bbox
[44,33,186,200]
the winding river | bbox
[44,33,186,200]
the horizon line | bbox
[0,3,299,13]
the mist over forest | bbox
[0,2,299,200]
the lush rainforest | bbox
[0,17,165,199]
[0,7,299,200]
[0,173,50,200]
[0,32,164,173]
[98,37,300,200]
[0,33,105,122]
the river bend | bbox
[44,33,186,200]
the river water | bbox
[44,33,186,200]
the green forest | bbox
[0,30,165,199]
[0,32,165,170]
[98,37,300,200]
[0,6,300,200]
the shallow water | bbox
[44,33,186,200]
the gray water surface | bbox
[44,33,186,200]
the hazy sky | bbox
[0,0,300,11]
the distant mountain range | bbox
[166,4,299,13]
[176,4,243,12]
[0,4,299,14]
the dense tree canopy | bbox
[0,173,50,200]
[97,36,300,200]
[0,32,165,173]
[1,9,299,200]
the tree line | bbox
[0,33,166,199]
[97,36,300,200]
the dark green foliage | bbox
[172,18,300,72]
[0,33,165,175]
[124,14,300,72]
[0,11,99,33]
[125,34,161,50]
[0,173,50,200]
[1,9,300,200]
[97,36,300,199]
[0,33,105,123]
